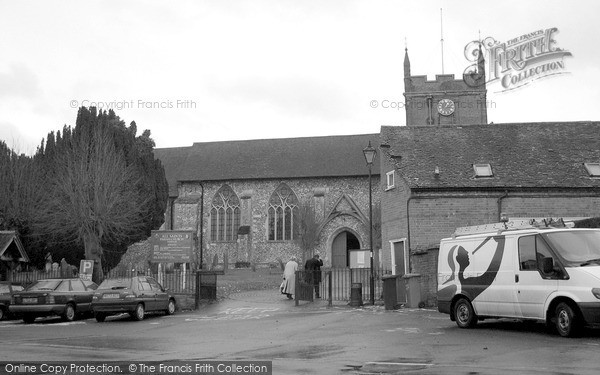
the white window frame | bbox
[385,170,395,190]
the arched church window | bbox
[268,183,299,241]
[210,185,241,242]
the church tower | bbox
[403,46,487,126]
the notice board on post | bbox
[150,230,194,263]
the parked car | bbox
[9,278,98,323]
[0,281,25,320]
[91,276,176,322]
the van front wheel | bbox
[555,302,580,337]
[454,298,477,328]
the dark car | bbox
[9,278,98,323]
[0,282,25,320]
[91,276,176,322]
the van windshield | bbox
[544,230,600,266]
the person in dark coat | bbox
[304,253,323,298]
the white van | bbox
[437,218,600,337]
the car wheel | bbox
[94,313,106,323]
[131,303,145,321]
[165,299,176,315]
[555,302,580,337]
[454,298,478,328]
[62,304,76,322]
[23,314,36,324]
[0,307,5,321]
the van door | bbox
[514,234,559,319]
[465,236,517,318]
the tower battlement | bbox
[403,48,487,126]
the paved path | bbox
[216,288,380,311]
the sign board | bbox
[151,230,194,262]
[79,260,94,281]
[349,250,369,268]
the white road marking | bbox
[384,327,421,333]
[185,307,281,321]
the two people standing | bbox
[281,253,323,299]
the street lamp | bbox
[363,140,377,305]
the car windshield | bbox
[27,280,61,291]
[544,230,600,265]
[98,278,133,290]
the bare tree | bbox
[34,123,150,282]
[295,200,319,261]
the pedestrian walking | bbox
[304,253,323,298]
[281,256,298,299]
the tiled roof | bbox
[380,122,600,190]
[154,134,380,197]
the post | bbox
[328,270,332,307]
[194,271,200,310]
[363,140,377,306]
[368,164,375,305]
[295,271,299,307]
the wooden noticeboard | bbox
[150,230,194,263]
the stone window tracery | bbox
[210,185,241,242]
[268,183,299,241]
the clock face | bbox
[437,99,455,116]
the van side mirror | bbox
[541,257,554,274]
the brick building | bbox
[154,134,380,269]
[379,49,600,306]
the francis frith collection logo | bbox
[464,27,572,92]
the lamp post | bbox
[363,140,377,305]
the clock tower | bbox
[403,46,487,126]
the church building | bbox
[155,134,380,269]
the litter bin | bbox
[349,282,363,307]
[403,273,422,308]
[382,275,398,310]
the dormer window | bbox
[584,163,600,177]
[473,163,493,178]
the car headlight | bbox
[592,288,600,299]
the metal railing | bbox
[296,268,391,305]
[8,268,196,294]
[104,269,196,294]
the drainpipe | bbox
[497,190,509,221]
[198,182,205,270]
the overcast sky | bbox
[1,0,598,153]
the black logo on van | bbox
[439,236,506,302]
